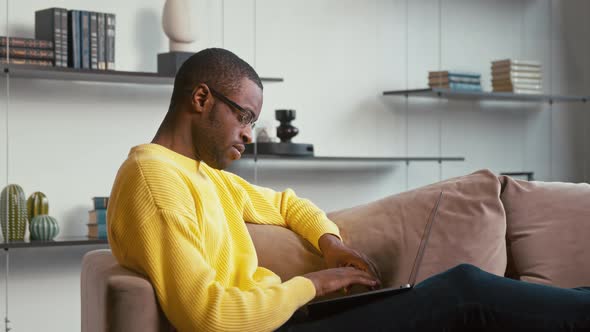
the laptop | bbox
[305,191,444,318]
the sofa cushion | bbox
[500,176,590,288]
[327,169,507,288]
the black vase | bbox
[276,109,299,143]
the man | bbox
[108,48,590,332]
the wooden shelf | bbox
[1,236,108,249]
[241,155,465,162]
[2,64,284,85]
[383,88,588,103]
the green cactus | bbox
[29,215,59,241]
[0,184,28,241]
[27,191,49,221]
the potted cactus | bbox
[0,184,28,241]
[27,191,49,221]
[29,215,59,241]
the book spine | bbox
[429,76,480,84]
[0,37,53,49]
[80,11,90,69]
[60,9,68,67]
[105,13,116,70]
[35,8,63,67]
[0,58,53,66]
[89,209,107,225]
[88,224,107,239]
[0,47,54,60]
[492,72,542,80]
[92,197,109,210]
[429,71,480,79]
[97,13,106,70]
[90,12,98,70]
[448,82,483,91]
[68,11,79,68]
[55,9,62,66]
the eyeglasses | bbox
[187,85,257,129]
[209,88,256,129]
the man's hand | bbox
[318,234,381,282]
[303,267,379,297]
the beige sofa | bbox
[81,169,590,332]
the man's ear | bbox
[191,83,213,113]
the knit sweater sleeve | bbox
[108,159,316,332]
[115,209,314,332]
[221,171,341,251]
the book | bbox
[105,13,116,70]
[87,223,107,239]
[35,7,66,67]
[429,82,482,91]
[492,65,542,74]
[97,13,106,70]
[493,87,543,94]
[59,9,68,68]
[0,47,54,60]
[429,71,481,79]
[492,77,542,86]
[80,11,90,69]
[88,209,107,225]
[492,59,541,68]
[92,196,109,210]
[0,36,53,49]
[428,76,480,85]
[0,58,53,66]
[492,83,542,91]
[68,10,80,68]
[90,12,98,70]
[492,71,542,80]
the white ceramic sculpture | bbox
[162,0,197,52]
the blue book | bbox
[80,11,90,69]
[448,82,482,91]
[89,209,107,225]
[88,223,107,239]
[429,70,481,79]
[68,10,81,68]
[92,196,109,209]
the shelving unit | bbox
[241,154,465,163]
[1,64,284,85]
[383,88,588,103]
[1,237,107,249]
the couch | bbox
[81,169,590,332]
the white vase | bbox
[162,0,197,52]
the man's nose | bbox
[241,126,253,144]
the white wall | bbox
[0,0,588,331]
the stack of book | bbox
[428,71,482,91]
[491,59,542,94]
[88,196,108,239]
[0,36,55,66]
[34,7,116,70]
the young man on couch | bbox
[107,48,590,332]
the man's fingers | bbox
[342,267,379,285]
[344,259,382,285]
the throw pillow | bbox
[500,176,590,288]
[328,169,507,287]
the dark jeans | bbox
[277,264,590,332]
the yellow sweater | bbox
[107,143,341,332]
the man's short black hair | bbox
[170,48,263,109]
